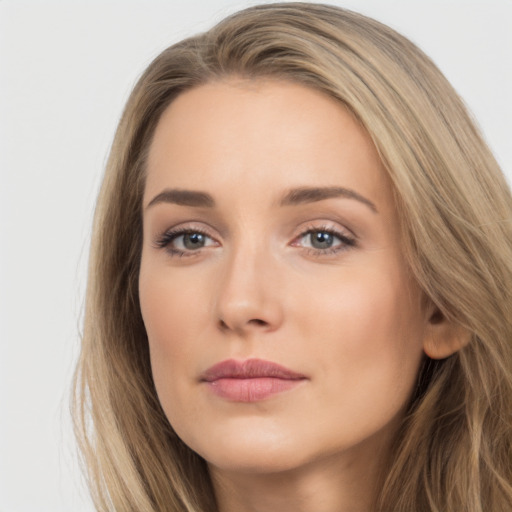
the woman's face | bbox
[139,79,430,475]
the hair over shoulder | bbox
[73,3,512,511]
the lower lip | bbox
[206,377,305,402]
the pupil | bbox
[311,231,333,249]
[183,233,205,249]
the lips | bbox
[200,358,307,402]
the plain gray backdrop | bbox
[0,1,510,511]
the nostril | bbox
[218,317,269,331]
[249,319,268,327]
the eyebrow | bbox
[146,186,378,213]
[279,186,378,213]
[146,189,215,209]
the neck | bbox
[209,436,391,512]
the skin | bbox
[139,79,438,512]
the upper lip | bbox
[200,358,306,382]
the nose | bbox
[214,244,284,336]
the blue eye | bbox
[308,231,337,249]
[155,225,355,258]
[296,228,356,253]
[180,232,208,250]
[155,229,217,255]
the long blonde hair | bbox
[73,3,512,511]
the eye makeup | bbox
[152,220,357,260]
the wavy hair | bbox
[73,3,512,511]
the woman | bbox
[73,3,512,511]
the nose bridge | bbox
[215,231,282,334]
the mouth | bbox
[200,358,307,402]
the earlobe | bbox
[422,308,472,360]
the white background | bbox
[0,1,510,511]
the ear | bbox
[422,307,472,360]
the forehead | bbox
[144,79,392,210]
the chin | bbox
[204,446,309,475]
[182,424,311,475]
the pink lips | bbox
[200,358,307,402]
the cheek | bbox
[301,263,423,341]
[141,275,202,326]
[299,265,425,410]
[139,262,210,411]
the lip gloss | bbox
[200,358,307,402]
[207,376,304,401]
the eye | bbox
[292,226,356,254]
[306,231,338,249]
[176,232,210,250]
[155,228,218,256]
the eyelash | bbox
[293,224,357,256]
[154,227,215,257]
[154,225,357,258]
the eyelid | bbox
[292,220,356,242]
[289,222,357,255]
[152,220,357,258]
[153,223,221,256]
